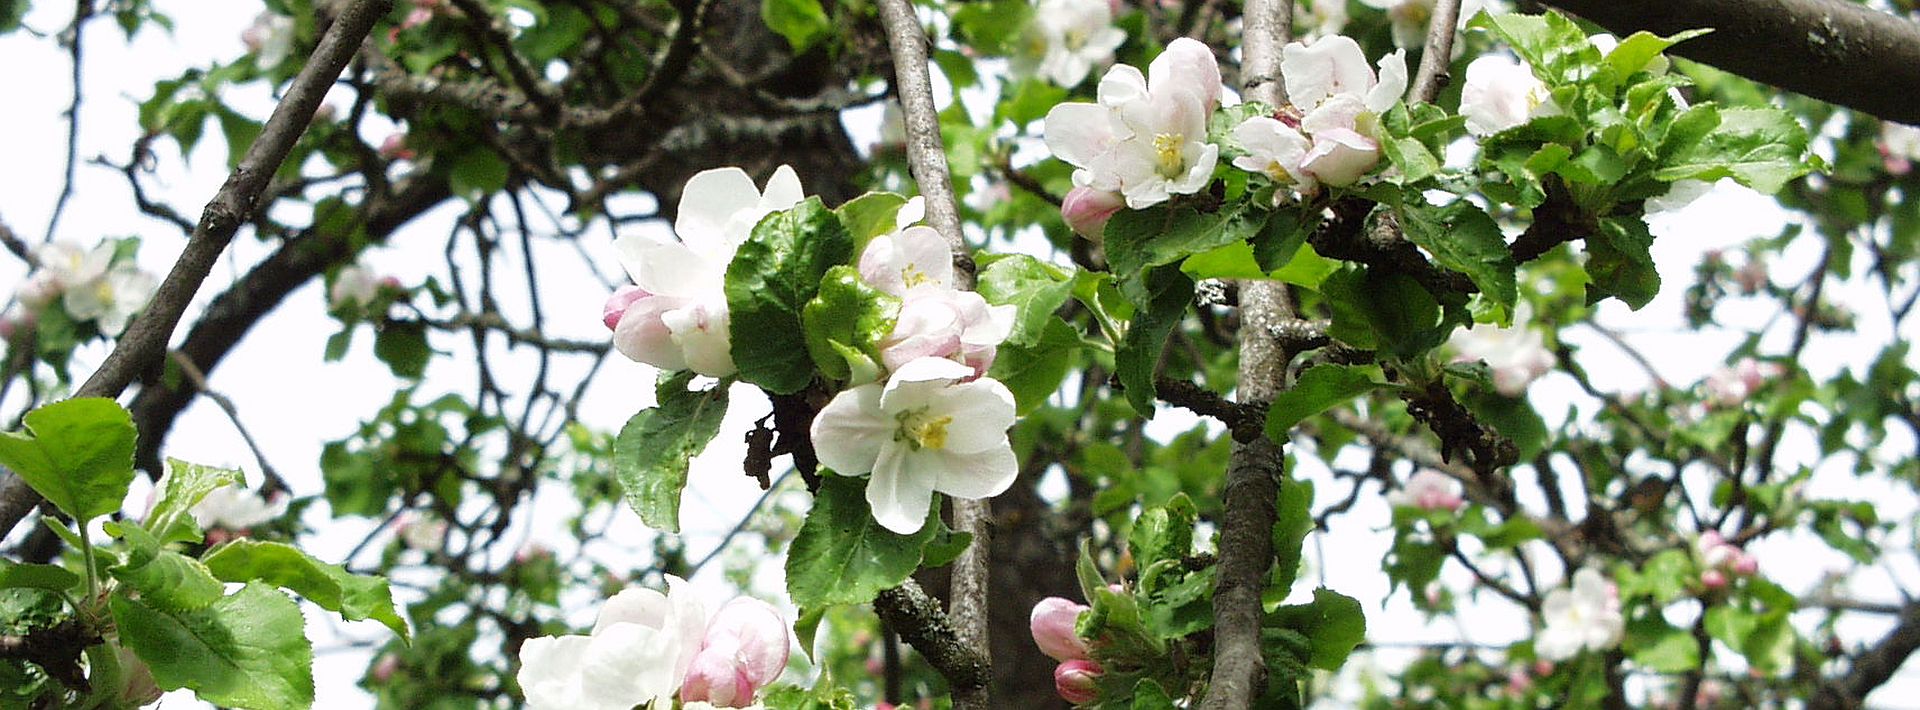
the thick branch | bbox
[1407,0,1463,103]
[1811,602,1920,709]
[874,580,994,692]
[1541,0,1920,123]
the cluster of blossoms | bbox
[1447,304,1554,397]
[1702,356,1782,409]
[328,263,401,313]
[518,576,789,709]
[7,240,159,339]
[1386,469,1464,512]
[1535,568,1624,662]
[1694,530,1759,590]
[189,484,288,543]
[1030,597,1101,704]
[1232,36,1407,200]
[1013,0,1128,88]
[1044,38,1224,213]
[1879,121,1920,175]
[812,211,1019,534]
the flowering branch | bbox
[0,0,394,541]
[871,0,992,704]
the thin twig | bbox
[44,0,95,244]
[167,351,287,496]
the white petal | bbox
[676,167,765,247]
[518,635,593,710]
[759,165,805,211]
[595,588,671,634]
[1096,64,1149,111]
[1282,36,1371,109]
[928,378,1018,453]
[931,445,1019,500]
[1148,38,1221,110]
[811,384,892,476]
[867,443,937,534]
[663,300,737,378]
[1044,102,1119,169]
[1367,49,1409,112]
[616,232,720,298]
[880,357,975,411]
[1301,129,1381,187]
[581,622,678,710]
[613,295,689,371]
[664,575,709,686]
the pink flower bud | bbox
[1060,187,1124,242]
[1506,666,1533,696]
[1053,659,1101,704]
[603,285,649,330]
[1030,597,1091,662]
[0,317,16,341]
[1700,568,1727,590]
[379,133,416,161]
[1735,260,1768,295]
[379,275,403,290]
[865,655,885,675]
[680,598,789,707]
[370,653,401,683]
[1533,659,1555,677]
[1732,552,1758,577]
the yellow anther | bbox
[1152,133,1185,177]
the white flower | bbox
[608,166,805,377]
[35,241,113,292]
[1043,38,1223,209]
[1015,0,1128,88]
[330,264,381,310]
[242,12,296,68]
[62,261,158,337]
[190,484,288,530]
[397,514,447,552]
[519,576,707,710]
[1879,122,1920,175]
[858,225,953,297]
[1703,357,1781,409]
[1231,116,1316,195]
[1387,470,1463,512]
[879,289,1015,378]
[1535,568,1624,661]
[1448,305,1553,397]
[1460,54,1556,136]
[1279,36,1407,187]
[1296,0,1349,40]
[811,357,1019,534]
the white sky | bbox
[1,1,1918,707]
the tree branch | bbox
[1811,602,1920,709]
[1541,0,1920,123]
[1408,0,1463,103]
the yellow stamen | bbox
[901,264,933,289]
[1152,133,1185,177]
[896,409,954,451]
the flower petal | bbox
[1367,49,1409,113]
[595,587,670,634]
[612,294,689,371]
[812,383,892,476]
[675,167,764,247]
[929,378,1017,453]
[1148,38,1221,110]
[518,635,592,710]
[1044,102,1119,169]
[868,443,936,534]
[931,444,1019,500]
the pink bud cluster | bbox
[1031,597,1101,704]
[1695,530,1759,590]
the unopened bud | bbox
[1060,187,1124,242]
[1030,597,1091,662]
[1053,659,1101,704]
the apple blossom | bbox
[1703,357,1781,408]
[1696,529,1759,584]
[379,133,416,161]
[369,653,401,683]
[1448,306,1554,397]
[1535,568,1624,661]
[608,165,804,377]
[242,12,295,68]
[14,272,60,311]
[679,598,790,707]
[330,264,383,311]
[1060,186,1124,241]
[1296,0,1348,40]
[62,261,158,337]
[858,225,953,297]
[1231,116,1316,196]
[810,357,1019,534]
[1054,659,1102,704]
[1042,38,1223,209]
[1030,597,1092,662]
[397,513,447,552]
[1878,121,1920,175]
[877,289,1015,378]
[1460,54,1556,136]
[1359,0,1435,49]
[1013,0,1128,88]
[520,581,703,710]
[1277,36,1407,186]
[191,484,288,531]
[1387,470,1464,512]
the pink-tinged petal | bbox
[675,167,765,247]
[931,445,1018,500]
[1148,38,1221,110]
[615,232,719,298]
[1367,49,1409,112]
[612,295,689,371]
[603,286,649,331]
[1300,93,1367,136]
[1030,598,1092,662]
[812,384,892,476]
[662,300,737,377]
[1461,55,1544,137]
[706,598,790,686]
[665,574,711,684]
[962,302,1016,347]
[1053,659,1102,704]
[929,378,1017,453]
[1044,103,1119,169]
[897,226,955,291]
[1060,187,1124,240]
[867,444,937,534]
[883,356,975,393]
[1300,128,1381,186]
[1095,64,1149,112]
[1282,35,1373,109]
[679,649,751,706]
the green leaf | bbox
[1625,610,1699,673]
[202,540,410,642]
[614,372,731,533]
[833,192,909,247]
[0,0,27,34]
[0,398,137,523]
[1265,364,1387,438]
[1468,10,1601,86]
[784,477,937,608]
[1318,266,1449,360]
[989,316,1081,415]
[1271,478,1313,593]
[1396,200,1518,314]
[802,266,899,383]
[1131,679,1176,710]
[1128,494,1196,567]
[0,561,79,594]
[1601,29,1708,82]
[107,521,225,611]
[146,459,244,546]
[448,148,509,200]
[112,582,314,710]
[951,0,1032,55]
[1585,216,1660,309]
[1114,267,1193,416]
[974,253,1074,346]
[726,198,853,394]
[1655,105,1814,194]
[761,0,830,52]
[372,321,431,379]
[1267,588,1366,670]
[1104,202,1271,284]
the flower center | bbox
[1264,161,1295,184]
[1152,133,1186,178]
[901,263,933,289]
[1064,29,1087,50]
[895,409,954,451]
